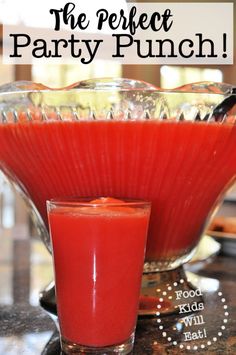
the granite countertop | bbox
[0,226,236,354]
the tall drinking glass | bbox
[47,197,151,354]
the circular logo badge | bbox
[155,278,229,351]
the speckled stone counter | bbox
[0,230,235,354]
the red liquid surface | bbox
[48,202,149,346]
[1,120,236,260]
